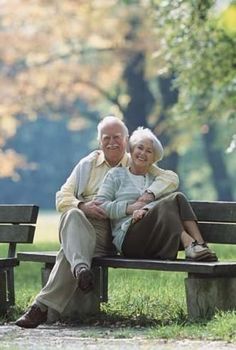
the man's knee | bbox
[63,207,83,220]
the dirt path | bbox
[1,324,236,350]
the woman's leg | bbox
[122,201,182,260]
[183,220,204,244]
[173,192,217,260]
[124,192,217,261]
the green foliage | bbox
[153,0,236,139]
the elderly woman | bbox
[96,127,217,261]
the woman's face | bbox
[131,138,155,172]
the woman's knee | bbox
[174,191,189,201]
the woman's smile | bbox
[130,138,155,175]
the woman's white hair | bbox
[129,127,163,162]
[97,116,129,141]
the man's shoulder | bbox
[78,150,101,164]
[149,164,178,177]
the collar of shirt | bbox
[95,151,129,168]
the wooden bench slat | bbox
[17,251,57,264]
[190,201,236,222]
[93,257,236,276]
[198,223,236,244]
[0,258,19,268]
[0,226,35,243]
[17,251,236,277]
[0,205,39,224]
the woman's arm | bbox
[96,171,129,219]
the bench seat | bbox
[17,200,236,320]
[17,251,236,276]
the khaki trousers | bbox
[35,208,114,313]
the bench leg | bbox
[7,269,15,306]
[41,263,109,322]
[0,270,7,316]
[185,276,236,320]
[98,266,108,302]
[59,265,103,321]
[41,263,54,287]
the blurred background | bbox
[0,0,236,210]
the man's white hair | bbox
[97,116,129,141]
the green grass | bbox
[1,211,236,340]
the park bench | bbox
[17,200,236,320]
[0,204,39,316]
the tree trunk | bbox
[157,75,179,173]
[123,51,155,133]
[202,124,233,200]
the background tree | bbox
[0,0,235,205]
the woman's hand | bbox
[126,192,154,215]
[132,209,148,223]
[126,201,146,215]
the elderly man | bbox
[16,116,178,328]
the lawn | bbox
[1,211,236,341]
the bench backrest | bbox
[190,201,236,244]
[0,205,39,258]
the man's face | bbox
[100,122,128,166]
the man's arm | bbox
[144,166,179,200]
[127,167,179,213]
[56,151,101,214]
[56,154,108,219]
[56,166,81,213]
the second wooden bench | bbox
[0,204,38,316]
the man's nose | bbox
[109,136,116,144]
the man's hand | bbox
[78,200,108,220]
[138,191,155,204]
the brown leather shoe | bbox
[15,304,47,328]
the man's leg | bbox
[59,217,115,319]
[59,208,97,272]
[91,218,116,257]
[15,208,98,328]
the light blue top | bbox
[96,167,166,252]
